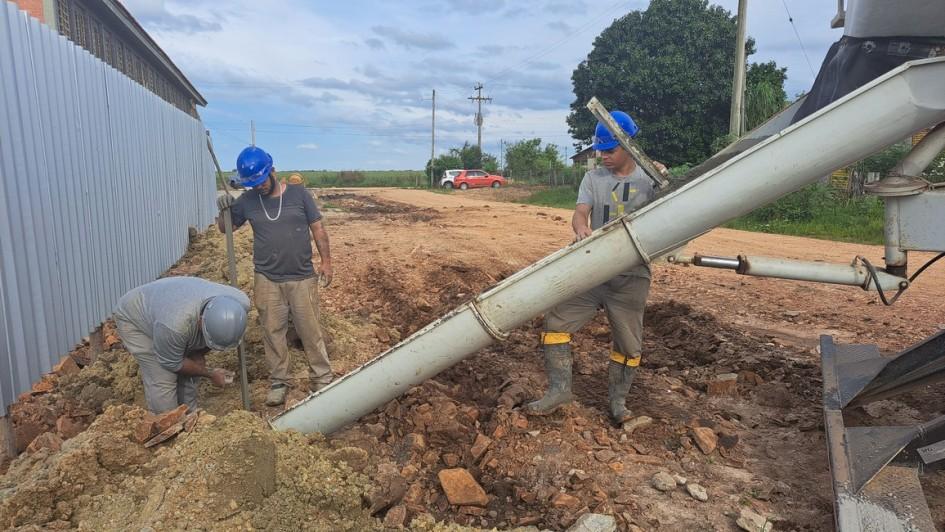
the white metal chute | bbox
[271,57,945,436]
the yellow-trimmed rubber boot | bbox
[608,360,637,424]
[525,342,575,415]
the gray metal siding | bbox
[0,1,216,411]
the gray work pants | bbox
[115,315,199,414]
[544,272,650,363]
[254,274,332,386]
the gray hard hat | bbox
[200,295,247,351]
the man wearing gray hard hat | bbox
[114,277,250,414]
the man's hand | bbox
[574,226,593,242]
[216,193,234,212]
[318,261,333,288]
[652,160,668,176]
[208,368,228,388]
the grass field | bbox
[516,183,885,245]
[277,170,428,188]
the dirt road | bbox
[4,186,943,531]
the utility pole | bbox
[468,83,492,158]
[729,0,748,137]
[430,89,436,188]
[251,120,256,146]
[499,139,504,173]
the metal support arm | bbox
[673,253,908,292]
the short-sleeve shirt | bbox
[230,184,322,282]
[576,165,656,277]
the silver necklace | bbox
[259,184,285,221]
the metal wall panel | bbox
[0,2,216,411]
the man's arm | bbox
[310,220,333,287]
[572,204,593,241]
[153,323,227,386]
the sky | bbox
[122,0,842,171]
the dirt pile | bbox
[0,406,382,531]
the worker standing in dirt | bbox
[526,111,664,425]
[216,146,334,407]
[114,277,249,414]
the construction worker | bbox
[114,277,249,414]
[526,111,664,425]
[216,146,334,407]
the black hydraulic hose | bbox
[858,253,945,306]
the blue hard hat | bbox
[236,146,273,188]
[592,111,639,151]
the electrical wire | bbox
[779,0,816,77]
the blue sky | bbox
[123,0,841,171]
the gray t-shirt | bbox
[576,165,656,277]
[231,184,323,282]
[114,277,251,372]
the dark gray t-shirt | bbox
[231,184,322,282]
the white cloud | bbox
[297,143,319,150]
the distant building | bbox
[571,146,598,171]
[10,0,206,116]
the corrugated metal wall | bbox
[0,2,217,411]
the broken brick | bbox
[404,432,426,452]
[442,453,460,467]
[707,373,739,398]
[53,356,80,376]
[692,426,718,455]
[134,415,159,444]
[55,415,87,440]
[155,404,189,434]
[491,424,507,440]
[30,377,55,395]
[383,504,407,528]
[437,468,489,506]
[470,433,492,461]
[550,492,581,509]
[459,505,487,516]
[511,414,528,430]
[26,431,63,454]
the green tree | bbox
[504,138,564,183]
[745,61,788,130]
[567,0,784,166]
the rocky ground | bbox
[2,187,944,531]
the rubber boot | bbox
[608,361,637,425]
[524,343,575,415]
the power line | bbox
[779,0,816,77]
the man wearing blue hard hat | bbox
[216,146,334,407]
[526,110,664,426]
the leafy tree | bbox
[503,138,564,183]
[745,61,788,130]
[567,0,785,166]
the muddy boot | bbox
[525,343,575,415]
[608,361,637,424]
[265,383,288,406]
